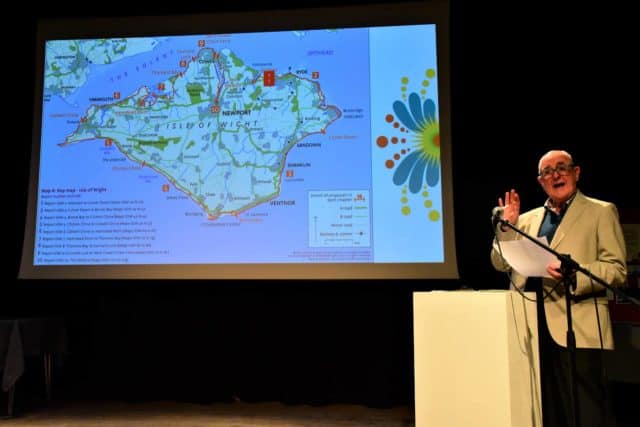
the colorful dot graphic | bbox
[376,69,441,221]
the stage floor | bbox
[1,400,414,426]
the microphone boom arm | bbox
[495,217,639,306]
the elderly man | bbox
[491,149,627,427]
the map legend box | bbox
[308,190,370,248]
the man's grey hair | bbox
[538,150,573,173]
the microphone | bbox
[491,206,504,228]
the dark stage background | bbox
[3,0,637,410]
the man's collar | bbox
[544,191,578,213]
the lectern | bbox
[413,290,542,427]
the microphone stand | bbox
[492,215,640,427]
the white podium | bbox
[413,290,542,427]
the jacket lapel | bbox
[527,208,545,241]
[550,191,586,249]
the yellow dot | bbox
[424,199,432,208]
[420,89,426,96]
[426,69,436,78]
[401,197,408,204]
[428,209,440,221]
[401,76,409,84]
[401,205,411,216]
[401,86,407,92]
[421,191,429,197]
[422,80,429,87]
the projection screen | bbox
[19,0,458,279]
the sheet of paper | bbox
[494,236,555,278]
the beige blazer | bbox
[491,191,627,349]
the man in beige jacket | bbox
[491,149,627,427]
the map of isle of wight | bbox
[34,25,444,267]
[63,47,341,219]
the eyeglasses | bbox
[539,163,574,179]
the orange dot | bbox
[376,136,388,148]
[385,159,395,168]
[391,137,398,144]
[433,134,440,146]
[393,154,400,160]
[393,122,399,128]
[385,114,394,123]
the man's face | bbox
[537,152,580,205]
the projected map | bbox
[35,25,443,265]
[62,46,339,219]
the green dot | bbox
[401,76,409,84]
[424,199,432,208]
[402,188,407,194]
[420,89,427,96]
[401,205,411,216]
[401,86,407,92]
[422,80,429,87]
[428,209,440,221]
[421,191,429,197]
[401,197,408,204]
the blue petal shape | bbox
[423,99,436,123]
[426,160,440,186]
[392,100,419,132]
[409,93,424,128]
[409,157,427,193]
[393,151,420,186]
